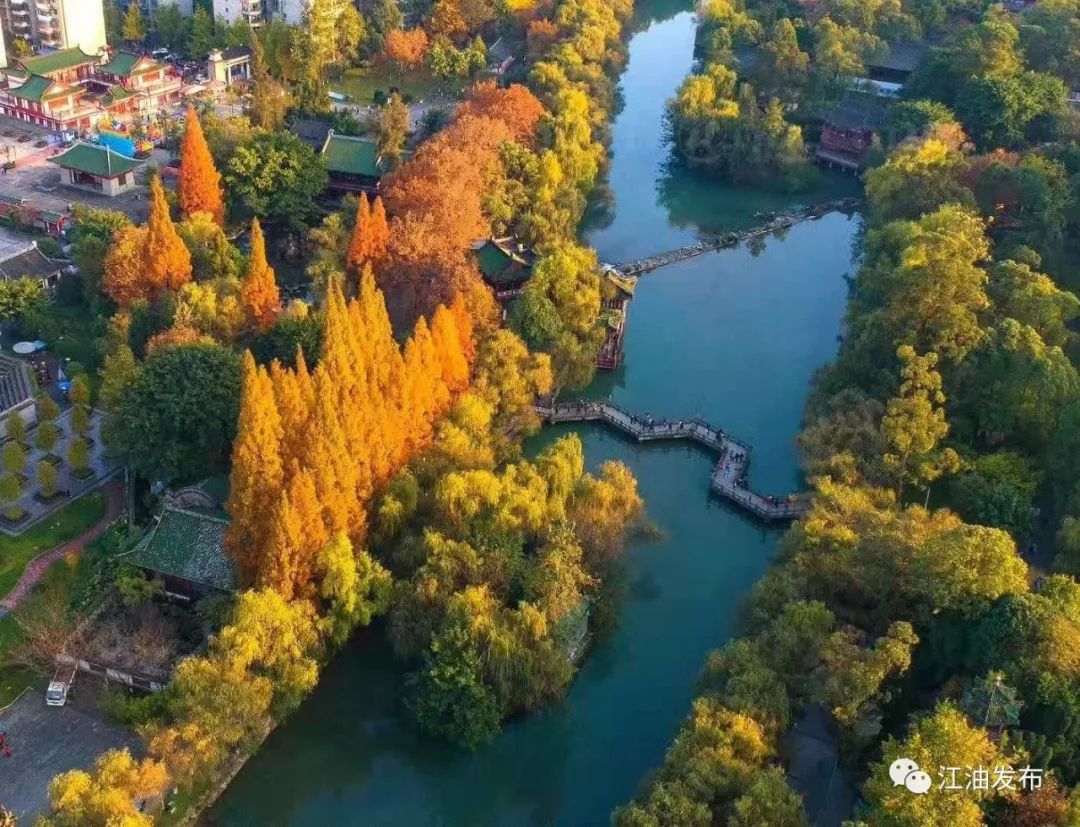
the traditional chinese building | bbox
[472,236,537,300]
[320,131,389,194]
[0,47,183,134]
[596,270,637,371]
[48,142,139,196]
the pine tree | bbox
[178,106,225,225]
[449,293,476,363]
[346,195,391,278]
[241,219,281,331]
[226,352,285,583]
[431,303,470,394]
[270,359,310,473]
[146,175,193,292]
[370,197,390,267]
[346,193,370,275]
[261,490,303,600]
[288,467,329,597]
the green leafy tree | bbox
[881,346,957,499]
[115,343,241,482]
[69,207,131,309]
[376,93,410,168]
[729,767,808,827]
[956,71,1068,150]
[3,440,24,475]
[0,472,21,517]
[38,394,60,424]
[154,4,189,52]
[36,421,60,454]
[952,320,1080,450]
[508,243,603,389]
[68,438,91,476]
[948,451,1041,533]
[754,18,809,104]
[6,413,27,445]
[406,617,506,748]
[37,459,57,498]
[224,132,328,231]
[0,278,46,322]
[188,7,214,59]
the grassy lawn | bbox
[0,554,82,704]
[0,491,105,598]
[330,65,463,105]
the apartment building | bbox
[0,0,107,56]
[212,0,265,25]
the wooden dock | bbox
[612,197,861,277]
[535,400,811,522]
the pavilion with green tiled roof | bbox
[49,142,139,196]
[15,47,98,77]
[320,131,384,192]
[49,143,138,177]
[472,237,537,296]
[125,505,236,597]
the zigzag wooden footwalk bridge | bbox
[534,400,811,522]
[611,197,861,277]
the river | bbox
[210,6,859,825]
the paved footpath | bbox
[0,483,124,616]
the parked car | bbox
[17,134,31,143]
[46,664,76,707]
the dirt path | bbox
[0,483,124,614]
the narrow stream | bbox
[210,6,859,825]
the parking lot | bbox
[0,685,140,821]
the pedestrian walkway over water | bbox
[611,197,861,277]
[535,400,811,521]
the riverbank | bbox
[210,5,858,814]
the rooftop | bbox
[0,354,33,415]
[472,237,536,284]
[0,244,63,282]
[867,41,931,74]
[292,118,333,150]
[48,142,139,178]
[321,131,381,178]
[7,75,62,103]
[99,50,160,77]
[126,505,235,592]
[16,47,98,77]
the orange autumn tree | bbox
[146,175,192,292]
[226,352,284,583]
[177,106,225,225]
[346,194,390,278]
[383,82,544,319]
[102,224,150,306]
[241,218,281,331]
[383,28,429,72]
[226,277,475,598]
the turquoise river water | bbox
[210,5,860,825]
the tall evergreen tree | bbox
[241,219,281,331]
[146,175,193,292]
[226,352,285,583]
[178,107,225,226]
